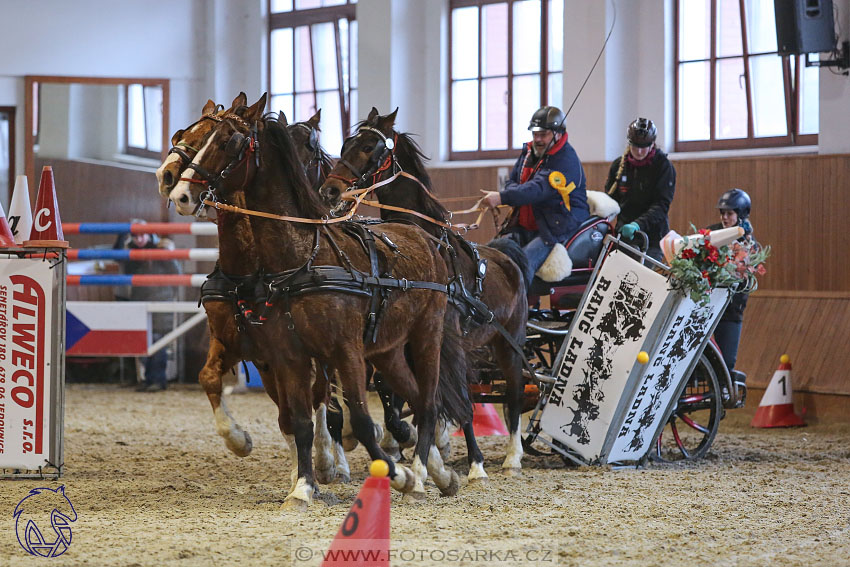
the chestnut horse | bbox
[168,94,470,507]
[157,99,350,484]
[320,108,531,477]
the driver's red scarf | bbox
[517,133,569,231]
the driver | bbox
[481,105,589,285]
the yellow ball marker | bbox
[637,351,649,365]
[370,459,389,478]
[780,354,790,365]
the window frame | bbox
[674,0,817,152]
[124,84,164,159]
[0,106,15,205]
[448,0,555,161]
[266,1,357,145]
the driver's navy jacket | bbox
[500,136,590,246]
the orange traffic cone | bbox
[751,354,806,428]
[322,460,390,567]
[0,198,17,248]
[8,175,33,245]
[24,166,69,248]
[453,403,509,437]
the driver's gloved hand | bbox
[619,222,640,239]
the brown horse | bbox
[169,94,470,507]
[158,99,350,485]
[280,109,335,191]
[320,108,531,477]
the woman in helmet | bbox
[708,188,757,380]
[605,118,676,262]
[481,105,590,285]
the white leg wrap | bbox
[313,404,336,484]
[214,402,252,457]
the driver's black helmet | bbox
[627,118,657,147]
[528,106,566,133]
[716,188,751,219]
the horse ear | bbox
[278,111,289,126]
[367,107,379,124]
[202,99,216,115]
[244,93,268,122]
[376,107,399,133]
[231,92,248,110]
[308,109,321,129]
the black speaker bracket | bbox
[804,41,850,73]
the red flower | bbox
[681,248,697,260]
[701,270,710,280]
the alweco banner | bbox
[540,250,669,461]
[607,287,730,463]
[0,259,56,470]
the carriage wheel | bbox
[653,352,723,462]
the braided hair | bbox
[607,146,630,195]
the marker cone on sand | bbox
[751,355,806,428]
[322,460,390,567]
[453,403,509,437]
[24,166,69,248]
[8,175,33,244]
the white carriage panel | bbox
[607,287,730,463]
[0,259,56,470]
[540,250,670,461]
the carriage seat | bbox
[528,216,612,296]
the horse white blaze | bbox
[155,152,182,193]
[169,140,212,215]
[213,402,251,457]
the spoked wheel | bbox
[653,352,724,462]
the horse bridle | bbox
[179,116,260,216]
[331,126,399,189]
[167,111,225,166]
[291,122,322,179]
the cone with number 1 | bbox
[322,460,390,567]
[751,354,806,428]
[24,166,69,248]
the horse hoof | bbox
[315,467,336,485]
[335,473,351,484]
[439,470,460,497]
[226,431,253,457]
[402,491,427,503]
[392,465,417,493]
[382,448,402,463]
[468,475,490,486]
[501,467,522,477]
[341,436,359,452]
[398,426,417,450]
[281,497,309,511]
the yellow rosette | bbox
[549,171,575,211]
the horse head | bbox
[168,93,267,216]
[318,107,399,208]
[156,92,248,199]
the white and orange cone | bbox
[24,166,69,248]
[322,459,390,567]
[0,198,18,248]
[751,354,806,428]
[8,175,33,245]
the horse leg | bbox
[337,353,416,496]
[313,402,337,484]
[281,358,319,510]
[326,394,351,483]
[374,372,415,461]
[495,339,525,475]
[198,336,253,457]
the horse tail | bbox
[435,325,474,426]
[487,237,529,292]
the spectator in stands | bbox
[114,219,181,392]
[605,117,676,262]
[481,105,589,284]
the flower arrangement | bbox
[668,226,769,306]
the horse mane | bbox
[260,115,329,219]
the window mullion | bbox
[709,0,717,143]
[478,4,484,152]
[507,0,514,150]
[541,0,548,106]
[738,0,754,140]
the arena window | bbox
[267,0,357,156]
[125,84,164,159]
[675,0,818,152]
[449,0,563,160]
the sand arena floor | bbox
[1,383,849,567]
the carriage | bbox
[472,221,747,466]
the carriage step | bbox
[523,370,556,384]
